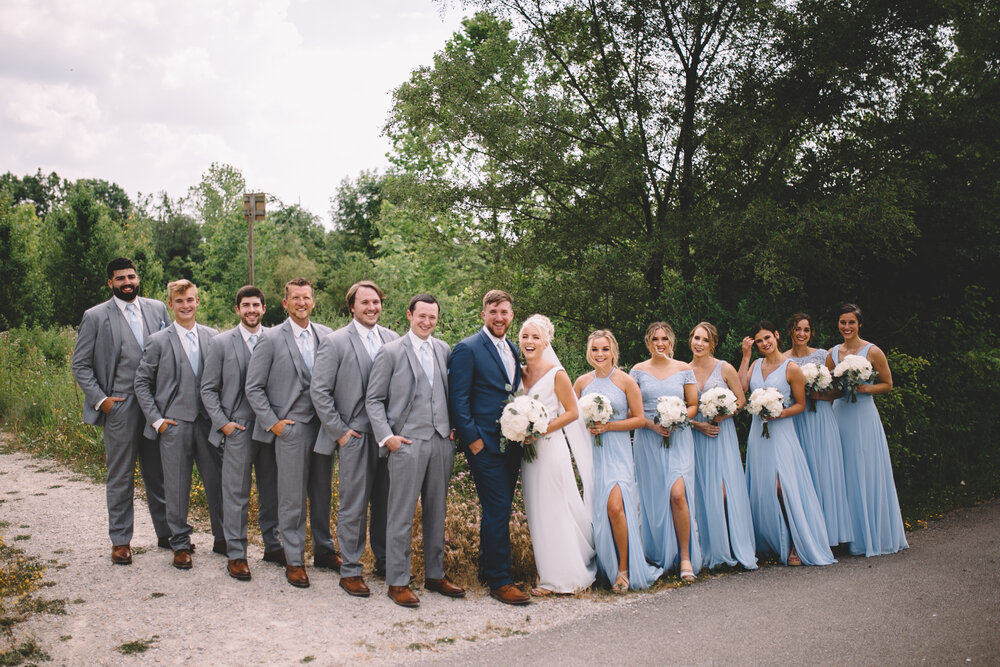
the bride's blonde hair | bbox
[519,314,555,344]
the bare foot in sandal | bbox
[612,570,629,594]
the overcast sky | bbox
[0,0,466,222]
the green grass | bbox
[115,636,158,655]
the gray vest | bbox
[112,312,143,392]
[170,350,203,422]
[408,362,450,440]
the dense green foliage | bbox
[0,0,997,518]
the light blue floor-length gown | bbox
[630,368,702,574]
[789,348,854,546]
[581,375,664,589]
[830,343,909,557]
[745,359,834,566]
[692,361,758,569]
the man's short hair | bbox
[346,280,384,309]
[106,257,136,279]
[284,277,312,299]
[167,279,197,301]
[408,293,439,313]
[235,285,265,307]
[482,289,512,310]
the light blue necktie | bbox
[126,303,144,350]
[248,333,258,351]
[367,330,379,361]
[300,331,313,373]
[186,330,199,374]
[420,341,434,387]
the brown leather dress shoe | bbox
[227,559,251,580]
[339,576,371,598]
[285,565,310,588]
[425,575,466,598]
[213,539,228,556]
[388,585,419,608]
[490,583,530,606]
[313,552,342,572]
[111,545,132,565]
[262,549,287,565]
[172,549,193,570]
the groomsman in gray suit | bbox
[200,285,284,581]
[366,294,465,607]
[312,280,398,597]
[134,279,223,569]
[72,257,171,565]
[245,277,334,588]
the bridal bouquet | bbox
[654,395,690,448]
[578,393,614,447]
[832,354,878,403]
[746,387,785,439]
[699,387,739,422]
[499,393,550,463]
[799,363,833,412]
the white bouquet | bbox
[799,363,833,412]
[746,387,785,438]
[699,387,739,422]
[654,395,690,448]
[578,393,614,447]
[499,393,550,462]
[832,354,878,403]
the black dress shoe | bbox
[158,537,195,552]
[373,565,387,579]
[213,539,227,556]
[313,551,342,572]
[262,549,287,565]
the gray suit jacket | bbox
[200,326,256,446]
[245,320,333,443]
[134,323,218,439]
[72,296,169,426]
[365,336,450,445]
[311,322,400,456]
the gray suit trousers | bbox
[276,418,321,566]
[160,417,224,550]
[337,432,389,577]
[102,393,169,545]
[221,419,281,558]
[308,449,335,557]
[386,434,454,586]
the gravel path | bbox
[4,445,997,665]
[0,449,623,665]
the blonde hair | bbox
[519,314,554,344]
[586,330,620,368]
[167,279,197,301]
[644,321,675,358]
[689,321,719,354]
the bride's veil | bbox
[543,345,594,504]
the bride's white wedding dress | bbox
[520,365,597,592]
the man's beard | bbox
[112,285,138,302]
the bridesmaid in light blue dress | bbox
[688,322,757,570]
[827,304,908,557]
[738,321,834,567]
[785,313,853,547]
[575,330,663,592]
[629,322,702,581]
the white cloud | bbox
[0,0,465,221]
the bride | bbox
[518,314,596,595]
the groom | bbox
[449,290,529,605]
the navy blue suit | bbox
[449,328,523,588]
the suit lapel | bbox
[104,299,122,355]
[280,322,308,382]
[231,328,249,376]
[478,330,508,379]
[434,340,448,396]
[347,325,372,378]
[167,327,186,381]
[139,297,161,335]
[509,339,522,390]
[196,326,213,377]
[403,339,423,386]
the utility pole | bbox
[242,193,265,284]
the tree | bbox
[330,170,385,258]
